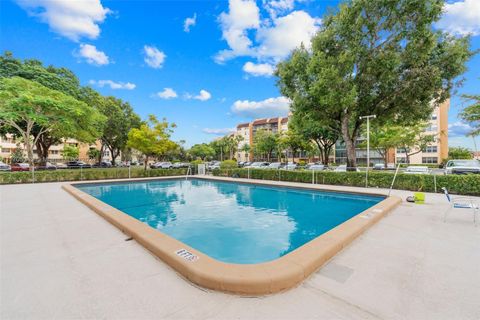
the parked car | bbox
[173,162,191,169]
[66,161,92,169]
[266,162,283,169]
[334,165,360,172]
[245,162,270,169]
[0,161,11,171]
[282,163,298,170]
[306,163,326,171]
[373,163,385,170]
[56,163,68,169]
[35,162,57,170]
[445,159,480,175]
[405,166,430,175]
[209,161,221,170]
[150,162,173,169]
[242,161,252,167]
[92,161,112,168]
[11,163,30,171]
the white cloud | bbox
[448,121,474,137]
[77,44,109,65]
[436,0,480,36]
[215,0,260,63]
[256,11,320,61]
[184,13,197,32]
[203,128,236,135]
[231,96,290,118]
[186,89,212,101]
[215,1,320,64]
[156,88,178,99]
[15,0,110,41]
[143,45,166,69]
[263,0,295,18]
[243,61,274,77]
[89,80,135,90]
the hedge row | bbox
[212,168,480,196]
[0,168,188,184]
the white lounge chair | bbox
[442,187,478,226]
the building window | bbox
[431,114,437,120]
[424,124,438,132]
[422,157,438,164]
[396,157,407,163]
[422,146,437,153]
[397,148,409,154]
[49,150,59,155]
[1,148,11,153]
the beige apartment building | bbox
[234,99,449,165]
[0,134,111,163]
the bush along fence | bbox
[212,169,480,196]
[0,168,188,184]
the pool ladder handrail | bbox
[185,165,192,180]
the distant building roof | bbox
[237,123,250,129]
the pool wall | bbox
[62,176,401,295]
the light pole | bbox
[359,114,376,187]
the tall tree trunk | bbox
[341,115,357,170]
[144,156,149,170]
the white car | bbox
[405,166,430,174]
[445,159,480,175]
[282,163,298,170]
[150,162,173,169]
[266,162,282,169]
[0,161,11,171]
[245,162,269,169]
[334,165,360,172]
[306,164,326,171]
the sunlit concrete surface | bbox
[1,178,479,320]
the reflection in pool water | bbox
[77,179,383,264]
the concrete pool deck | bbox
[1,178,480,319]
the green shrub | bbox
[0,168,187,184]
[220,160,238,169]
[212,168,480,196]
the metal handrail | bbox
[388,164,401,197]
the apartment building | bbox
[233,99,449,165]
[0,134,111,163]
[235,116,289,162]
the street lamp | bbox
[359,114,376,187]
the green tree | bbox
[189,143,215,160]
[253,129,278,161]
[127,115,177,169]
[395,124,437,164]
[10,145,25,164]
[0,77,105,166]
[448,147,473,160]
[289,112,340,165]
[98,96,142,165]
[460,94,479,136]
[276,0,473,169]
[279,130,308,163]
[239,143,251,160]
[362,124,404,166]
[62,145,79,160]
[87,148,101,161]
[0,52,91,164]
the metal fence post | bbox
[129,165,131,179]
[365,166,368,188]
[31,165,35,184]
[81,166,83,181]
[248,168,250,179]
[434,174,437,193]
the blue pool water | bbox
[76,179,383,264]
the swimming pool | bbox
[64,176,401,294]
[76,178,383,264]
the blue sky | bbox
[0,0,479,149]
